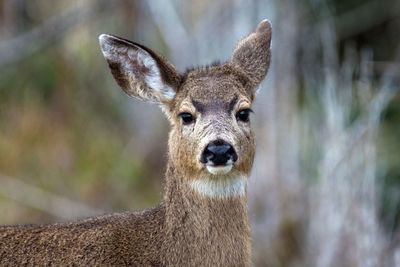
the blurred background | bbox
[0,0,399,266]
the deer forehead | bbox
[173,70,252,115]
[178,96,251,116]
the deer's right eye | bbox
[178,113,195,125]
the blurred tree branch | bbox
[336,0,400,39]
[0,174,102,220]
[327,79,397,179]
[0,0,111,66]
[145,0,193,70]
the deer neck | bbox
[163,161,249,219]
[162,162,251,265]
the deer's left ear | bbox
[99,34,181,104]
[231,20,272,88]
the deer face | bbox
[168,67,255,179]
[99,20,271,186]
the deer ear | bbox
[231,19,272,88]
[99,34,181,104]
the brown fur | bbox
[0,20,271,266]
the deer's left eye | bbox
[236,109,252,122]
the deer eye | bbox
[236,109,252,122]
[178,112,195,125]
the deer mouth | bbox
[205,161,234,175]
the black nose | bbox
[201,139,238,165]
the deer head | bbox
[99,20,271,197]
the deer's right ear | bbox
[99,34,181,104]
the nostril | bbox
[203,147,215,162]
[227,146,238,163]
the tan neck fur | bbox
[161,162,251,266]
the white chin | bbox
[206,164,233,175]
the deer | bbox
[0,19,271,266]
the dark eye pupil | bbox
[179,113,194,124]
[237,109,251,122]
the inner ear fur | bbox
[99,34,181,104]
[231,19,272,89]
